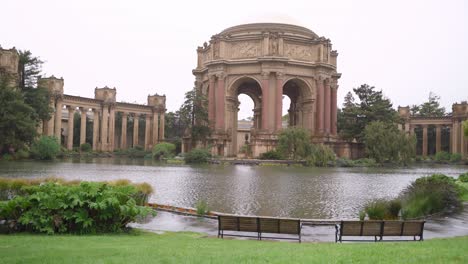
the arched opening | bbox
[227,77,262,156]
[281,79,314,129]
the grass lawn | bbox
[0,232,467,263]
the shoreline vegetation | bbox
[0,232,467,263]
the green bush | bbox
[195,199,209,215]
[152,142,176,160]
[305,144,336,167]
[115,146,150,158]
[14,149,30,160]
[1,154,13,161]
[259,150,283,160]
[184,148,211,164]
[363,199,401,220]
[450,153,462,163]
[80,143,92,152]
[400,174,461,219]
[434,151,451,163]
[459,173,468,183]
[0,180,154,234]
[30,136,60,160]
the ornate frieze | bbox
[229,41,261,59]
[284,42,313,61]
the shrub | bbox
[459,173,468,183]
[195,200,209,215]
[434,151,451,163]
[363,199,401,220]
[30,136,60,160]
[400,174,461,219]
[450,153,462,163]
[277,127,312,160]
[305,144,336,167]
[0,180,155,234]
[80,143,92,152]
[152,142,176,160]
[259,150,283,160]
[184,148,211,164]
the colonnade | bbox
[43,98,165,151]
[39,78,166,152]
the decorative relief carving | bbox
[284,43,312,61]
[229,41,260,59]
[269,33,279,55]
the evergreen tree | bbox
[410,92,446,117]
[338,84,398,142]
[0,77,37,153]
[178,89,211,145]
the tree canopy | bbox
[177,89,211,144]
[277,127,311,160]
[410,92,446,117]
[338,84,398,142]
[363,121,416,164]
[0,78,37,152]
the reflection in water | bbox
[0,158,466,219]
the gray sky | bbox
[2,0,467,119]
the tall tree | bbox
[277,127,311,160]
[364,121,416,164]
[338,84,398,142]
[18,50,43,91]
[178,89,211,145]
[0,77,37,153]
[410,92,446,117]
[18,50,52,122]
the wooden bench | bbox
[218,214,302,242]
[335,220,425,242]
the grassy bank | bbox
[0,232,467,263]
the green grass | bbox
[0,232,467,263]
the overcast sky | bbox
[2,0,467,119]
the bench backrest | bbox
[218,215,258,232]
[259,218,301,235]
[340,221,382,236]
[340,220,425,237]
[382,221,425,236]
[218,215,301,234]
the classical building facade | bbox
[0,47,166,152]
[398,103,468,158]
[192,23,341,157]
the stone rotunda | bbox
[191,23,341,157]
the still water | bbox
[0,158,466,219]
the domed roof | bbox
[219,23,318,39]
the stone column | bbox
[159,112,165,140]
[144,114,151,150]
[261,71,270,130]
[435,125,441,153]
[422,125,428,157]
[461,122,466,158]
[80,108,87,146]
[47,99,55,136]
[121,112,128,149]
[275,72,284,131]
[316,77,324,134]
[452,121,459,153]
[324,79,331,134]
[92,109,99,151]
[132,114,139,147]
[54,98,63,144]
[108,105,115,151]
[67,106,75,150]
[208,76,215,126]
[152,112,159,145]
[215,74,225,130]
[100,104,109,151]
[331,85,338,135]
